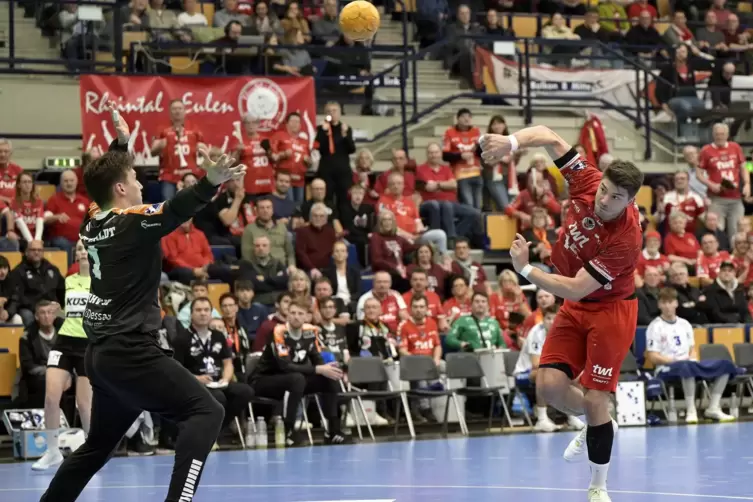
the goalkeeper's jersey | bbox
[58,273,91,339]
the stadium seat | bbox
[694,327,710,348]
[0,325,25,366]
[634,326,647,365]
[170,56,200,75]
[711,326,745,356]
[655,21,670,35]
[486,214,517,250]
[511,16,538,38]
[0,349,15,397]
[211,246,236,261]
[636,185,652,214]
[393,0,416,12]
[208,282,230,310]
[37,184,56,202]
[0,250,67,275]
[200,1,215,24]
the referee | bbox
[40,103,246,502]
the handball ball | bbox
[339,0,380,42]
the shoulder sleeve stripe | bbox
[553,148,580,170]
[585,260,612,285]
[88,202,101,218]
[112,203,165,216]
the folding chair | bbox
[502,351,533,427]
[338,357,404,441]
[698,344,746,403]
[445,352,512,434]
[399,355,456,438]
[733,343,753,400]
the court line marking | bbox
[1,482,752,499]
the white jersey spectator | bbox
[513,322,547,375]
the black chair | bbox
[399,355,457,437]
[733,343,753,400]
[446,352,512,434]
[698,344,745,402]
[619,351,640,380]
[502,351,533,427]
[338,356,404,441]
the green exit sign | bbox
[44,157,82,169]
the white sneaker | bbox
[567,415,586,430]
[685,410,698,424]
[704,408,735,422]
[534,417,558,432]
[31,449,64,471]
[563,420,618,463]
[588,487,612,502]
[295,419,312,430]
[371,413,389,426]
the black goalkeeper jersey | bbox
[252,323,325,376]
[80,141,218,342]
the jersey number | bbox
[174,143,190,168]
[88,247,102,279]
[253,156,269,168]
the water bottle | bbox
[245,420,256,449]
[275,417,286,448]
[731,392,740,419]
[256,417,268,449]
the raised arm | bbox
[479,125,571,166]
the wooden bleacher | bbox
[37,184,56,202]
[694,327,710,349]
[0,325,24,367]
[0,250,68,276]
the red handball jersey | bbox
[663,190,705,233]
[397,318,440,356]
[158,127,204,183]
[378,194,420,234]
[552,150,642,302]
[635,250,671,277]
[442,126,481,180]
[490,291,529,330]
[0,163,23,202]
[443,296,472,321]
[696,250,731,279]
[402,290,445,320]
[11,198,44,237]
[235,133,273,195]
[732,255,753,285]
[699,141,745,199]
[272,130,310,188]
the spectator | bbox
[518,288,557,341]
[44,170,89,263]
[355,271,408,333]
[161,219,231,286]
[418,142,483,242]
[10,172,44,247]
[271,112,311,204]
[288,268,312,307]
[374,149,416,197]
[443,275,473,325]
[173,297,256,435]
[176,280,222,328]
[251,291,292,352]
[646,287,734,422]
[298,178,344,234]
[312,278,349,324]
[295,203,338,277]
[177,0,208,27]
[697,123,748,241]
[709,0,732,29]
[480,116,515,211]
[338,184,374,267]
[350,297,398,360]
[0,139,22,204]
[415,0,450,50]
[504,170,561,231]
[704,260,752,323]
[10,240,64,326]
[210,176,254,251]
[597,0,628,33]
[0,255,20,324]
[442,108,482,209]
[234,115,274,197]
[369,209,415,291]
[241,197,295,269]
[637,266,662,325]
[482,9,514,41]
[325,34,375,115]
[451,238,489,293]
[234,279,269,343]
[626,0,657,20]
[218,292,251,379]
[521,207,557,272]
[352,149,379,206]
[18,300,63,408]
[249,0,283,36]
[730,232,753,285]
[270,171,298,225]
[280,1,311,42]
[249,299,348,445]
[407,243,449,299]
[490,270,531,334]
[708,63,746,141]
[122,0,150,31]
[147,0,180,41]
[667,262,708,324]
[655,44,705,140]
[59,4,106,71]
[681,146,709,198]
[445,292,505,351]
[541,13,582,67]
[237,235,289,306]
[323,240,362,314]
[402,268,448,331]
[623,10,665,65]
[664,212,700,269]
[274,29,315,76]
[378,172,447,254]
[315,102,356,211]
[661,170,706,234]
[696,211,731,251]
[317,296,350,363]
[635,231,670,285]
[311,0,340,45]
[721,14,752,64]
[213,0,249,27]
[696,11,728,58]
[697,233,731,286]
[444,5,482,85]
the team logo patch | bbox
[582,217,596,230]
[238,79,288,132]
[144,203,163,215]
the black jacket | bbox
[10,258,65,312]
[0,275,18,318]
[19,318,64,378]
[323,264,362,309]
[637,286,661,326]
[315,121,356,173]
[703,281,752,324]
[669,282,708,324]
[655,61,698,105]
[339,202,374,245]
[236,257,288,306]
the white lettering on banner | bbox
[84,91,166,115]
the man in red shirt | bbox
[482,125,643,502]
[696,233,730,286]
[355,271,407,333]
[660,170,705,233]
[697,122,749,242]
[160,219,232,285]
[271,112,311,203]
[416,142,483,243]
[150,100,206,201]
[44,170,89,262]
[373,149,416,196]
[0,140,22,204]
[442,108,482,208]
[234,114,273,196]
[635,231,670,286]
[402,269,447,331]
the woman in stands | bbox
[8,172,44,250]
[32,240,92,471]
[481,115,519,211]
[288,269,313,319]
[489,270,532,349]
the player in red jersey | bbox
[150,100,206,201]
[271,112,311,203]
[234,114,274,197]
[481,126,644,502]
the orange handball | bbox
[339,1,380,42]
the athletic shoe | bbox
[286,430,303,447]
[587,488,612,502]
[324,431,352,445]
[704,408,735,422]
[126,436,155,456]
[563,420,618,463]
[31,449,64,471]
[371,413,390,426]
[567,415,586,430]
[685,410,698,424]
[534,417,558,432]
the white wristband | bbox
[508,134,519,153]
[519,264,533,279]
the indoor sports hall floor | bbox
[2,422,753,502]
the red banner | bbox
[79,75,317,166]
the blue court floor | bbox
[2,422,753,502]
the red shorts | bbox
[539,297,637,392]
